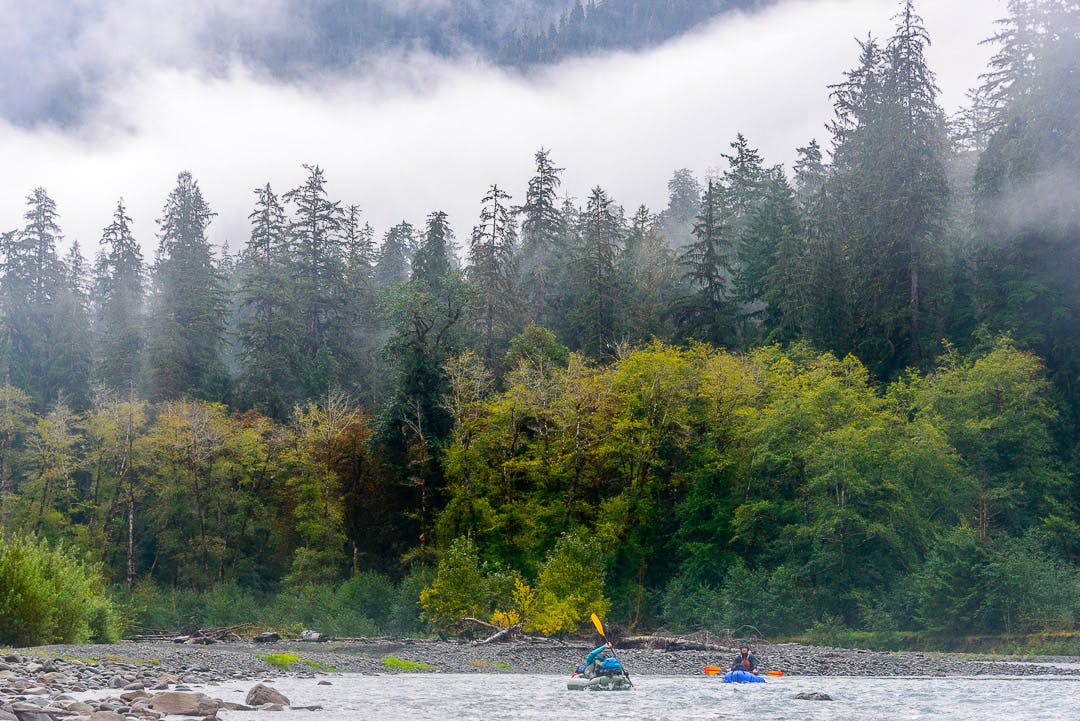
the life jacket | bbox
[598,658,624,675]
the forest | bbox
[0,0,1078,647]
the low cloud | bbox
[0,0,1002,257]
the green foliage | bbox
[382,656,435,672]
[257,652,301,670]
[975,531,1080,634]
[527,529,609,636]
[0,534,118,645]
[419,537,488,633]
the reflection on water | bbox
[206,672,1080,721]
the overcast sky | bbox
[0,0,1005,258]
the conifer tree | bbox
[0,188,67,408]
[412,210,455,290]
[620,205,680,342]
[147,171,228,401]
[658,168,702,249]
[519,148,564,325]
[94,199,145,393]
[50,242,93,410]
[563,186,624,358]
[374,222,413,288]
[284,164,348,397]
[818,1,949,377]
[467,184,518,365]
[236,183,300,418]
[674,180,735,347]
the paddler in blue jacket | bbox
[582,641,615,677]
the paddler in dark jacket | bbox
[729,645,759,674]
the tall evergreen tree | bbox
[563,186,624,358]
[658,168,702,249]
[374,222,414,289]
[235,183,301,418]
[793,139,826,207]
[284,164,348,397]
[674,180,735,347]
[620,205,680,343]
[467,184,518,365]
[818,1,950,378]
[972,0,1080,425]
[94,199,145,393]
[519,148,564,325]
[147,171,228,401]
[51,242,93,410]
[413,210,455,289]
[739,168,806,344]
[0,188,67,408]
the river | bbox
[203,671,1080,721]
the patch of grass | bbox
[300,658,337,672]
[469,659,511,670]
[257,652,301,670]
[382,656,435,672]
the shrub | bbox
[526,529,609,636]
[420,537,488,633]
[0,534,118,645]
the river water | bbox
[205,671,1080,721]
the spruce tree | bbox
[658,168,702,249]
[236,183,301,418]
[283,164,348,397]
[519,148,565,325]
[147,171,228,401]
[467,184,518,365]
[51,242,93,410]
[94,199,145,393]
[674,180,735,347]
[563,186,624,358]
[374,222,414,288]
[0,188,67,408]
[620,204,680,343]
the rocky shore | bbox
[2,638,1077,720]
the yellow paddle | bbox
[590,613,635,690]
[703,665,783,676]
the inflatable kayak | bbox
[567,674,633,691]
[722,670,765,683]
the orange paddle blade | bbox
[766,670,784,677]
[703,666,723,675]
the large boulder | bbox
[794,691,833,701]
[88,712,128,721]
[245,684,290,707]
[149,691,222,716]
[253,632,280,643]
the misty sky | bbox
[0,0,1005,257]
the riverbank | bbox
[8,637,1080,678]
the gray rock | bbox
[87,713,127,721]
[244,685,289,707]
[147,692,221,716]
[252,633,279,644]
[794,691,833,701]
[299,630,324,643]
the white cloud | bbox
[0,0,1004,257]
